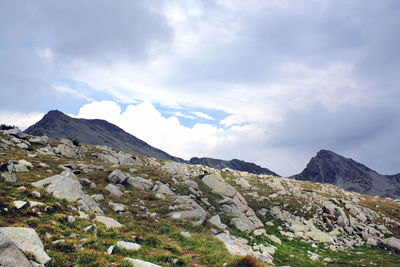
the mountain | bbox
[291,149,400,199]
[24,110,280,176]
[24,110,185,162]
[189,157,280,176]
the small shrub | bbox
[235,255,261,267]
[69,138,80,146]
[0,124,14,130]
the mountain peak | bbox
[291,149,400,198]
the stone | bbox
[0,232,33,267]
[91,194,104,202]
[253,229,267,236]
[124,257,161,267]
[1,172,17,183]
[215,232,273,264]
[155,193,166,199]
[305,226,334,244]
[127,176,153,191]
[107,245,114,254]
[235,178,251,189]
[202,173,236,197]
[56,142,78,158]
[17,143,30,149]
[0,227,51,264]
[154,183,175,196]
[105,184,124,197]
[184,180,199,189]
[169,196,207,226]
[32,170,103,214]
[4,128,25,139]
[67,215,75,223]
[377,237,400,253]
[161,161,189,176]
[108,169,129,184]
[18,159,33,169]
[84,225,96,233]
[27,136,48,145]
[116,241,141,251]
[180,231,192,238]
[307,251,320,261]
[267,234,282,245]
[13,201,27,209]
[109,202,126,212]
[208,215,227,230]
[113,152,143,166]
[29,201,44,208]
[96,216,123,228]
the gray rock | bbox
[105,184,124,197]
[96,153,119,164]
[169,196,207,226]
[215,232,273,264]
[113,152,143,166]
[108,169,129,184]
[91,194,104,202]
[32,170,103,214]
[154,183,175,196]
[27,136,48,145]
[184,180,199,190]
[31,191,41,198]
[96,216,123,228]
[0,232,33,267]
[127,176,153,191]
[109,201,126,212]
[202,173,236,197]
[1,172,17,183]
[0,227,50,264]
[377,237,400,253]
[208,215,227,230]
[4,128,25,139]
[13,201,27,209]
[116,241,141,251]
[124,257,161,267]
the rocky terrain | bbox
[292,149,400,199]
[1,127,400,266]
[189,158,279,176]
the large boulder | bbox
[108,169,129,184]
[127,176,153,191]
[32,170,103,214]
[169,196,207,226]
[105,184,124,197]
[378,237,400,253]
[4,128,25,139]
[0,227,50,264]
[96,216,123,228]
[202,173,236,197]
[0,233,33,267]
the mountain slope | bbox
[24,110,185,162]
[291,149,400,199]
[189,157,280,176]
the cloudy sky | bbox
[1,0,400,176]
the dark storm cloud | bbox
[0,0,172,112]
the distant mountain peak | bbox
[291,150,400,199]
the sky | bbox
[1,0,400,177]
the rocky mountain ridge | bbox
[291,149,400,199]
[1,127,400,266]
[189,157,280,176]
[24,110,279,176]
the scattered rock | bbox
[1,172,17,183]
[124,257,161,267]
[169,196,207,226]
[180,232,192,238]
[13,201,27,209]
[116,241,141,251]
[96,216,123,228]
[105,184,124,197]
[109,202,126,212]
[108,169,129,184]
[378,237,400,253]
[208,215,227,230]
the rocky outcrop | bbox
[0,227,51,264]
[202,173,263,232]
[32,170,103,214]
[123,257,161,267]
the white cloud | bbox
[191,111,214,120]
[0,111,44,130]
[77,100,256,161]
[53,84,94,101]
